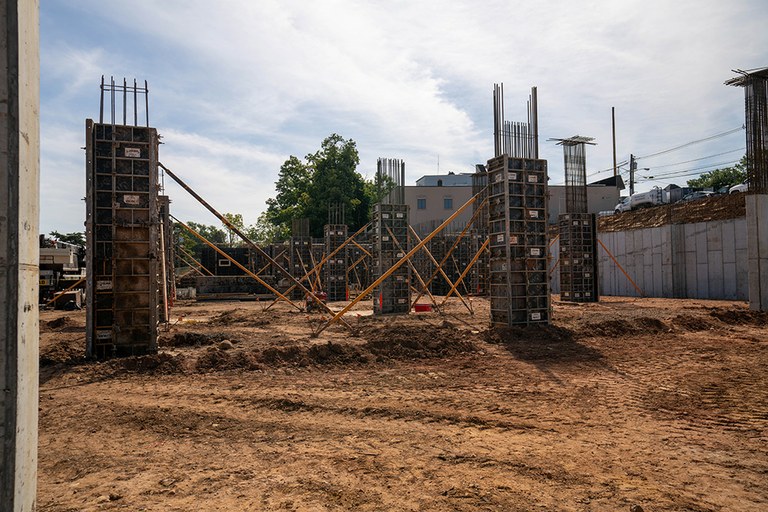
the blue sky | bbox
[40,0,767,234]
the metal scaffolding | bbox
[726,67,768,194]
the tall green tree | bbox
[174,221,227,263]
[687,156,747,190]
[305,134,368,236]
[265,134,371,238]
[222,212,244,246]
[265,155,312,232]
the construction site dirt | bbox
[38,296,768,511]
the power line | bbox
[646,147,745,169]
[640,159,742,180]
[636,126,744,160]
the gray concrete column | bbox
[1,1,40,511]
[746,194,768,311]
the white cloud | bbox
[39,0,767,232]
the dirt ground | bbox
[37,295,768,511]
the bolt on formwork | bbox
[488,84,549,326]
[373,158,410,314]
[550,136,599,303]
[289,218,312,299]
[86,77,160,358]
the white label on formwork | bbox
[573,221,579,226]
[585,272,591,278]
[528,175,538,183]
[96,330,112,340]
[530,312,542,321]
[396,212,404,218]
[382,236,390,241]
[382,213,390,219]
[509,172,517,180]
[496,234,504,243]
[495,173,503,182]
[585,292,592,297]
[530,248,541,256]
[123,194,140,205]
[397,252,404,258]
[509,235,518,244]
[124,147,141,158]
[397,299,407,304]
[96,279,112,291]
[529,210,539,218]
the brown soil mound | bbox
[159,332,229,347]
[46,317,72,329]
[599,193,745,232]
[195,348,262,372]
[670,314,721,331]
[209,308,271,327]
[40,337,85,366]
[709,307,768,326]
[361,324,478,360]
[105,353,188,375]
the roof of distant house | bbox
[415,172,475,187]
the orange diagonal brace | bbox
[315,191,483,336]
[597,238,645,297]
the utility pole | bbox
[629,154,637,195]
[612,107,617,177]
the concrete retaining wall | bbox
[550,217,748,300]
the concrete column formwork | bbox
[1,1,40,510]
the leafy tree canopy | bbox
[49,231,85,247]
[687,156,747,190]
[266,134,376,238]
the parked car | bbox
[682,191,713,202]
[629,186,667,210]
[729,183,747,194]
[614,197,631,214]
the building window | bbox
[443,197,453,210]
[437,179,443,187]
[417,198,426,210]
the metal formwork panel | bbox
[559,213,599,302]
[324,224,348,301]
[372,203,410,314]
[85,120,160,358]
[487,155,550,326]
